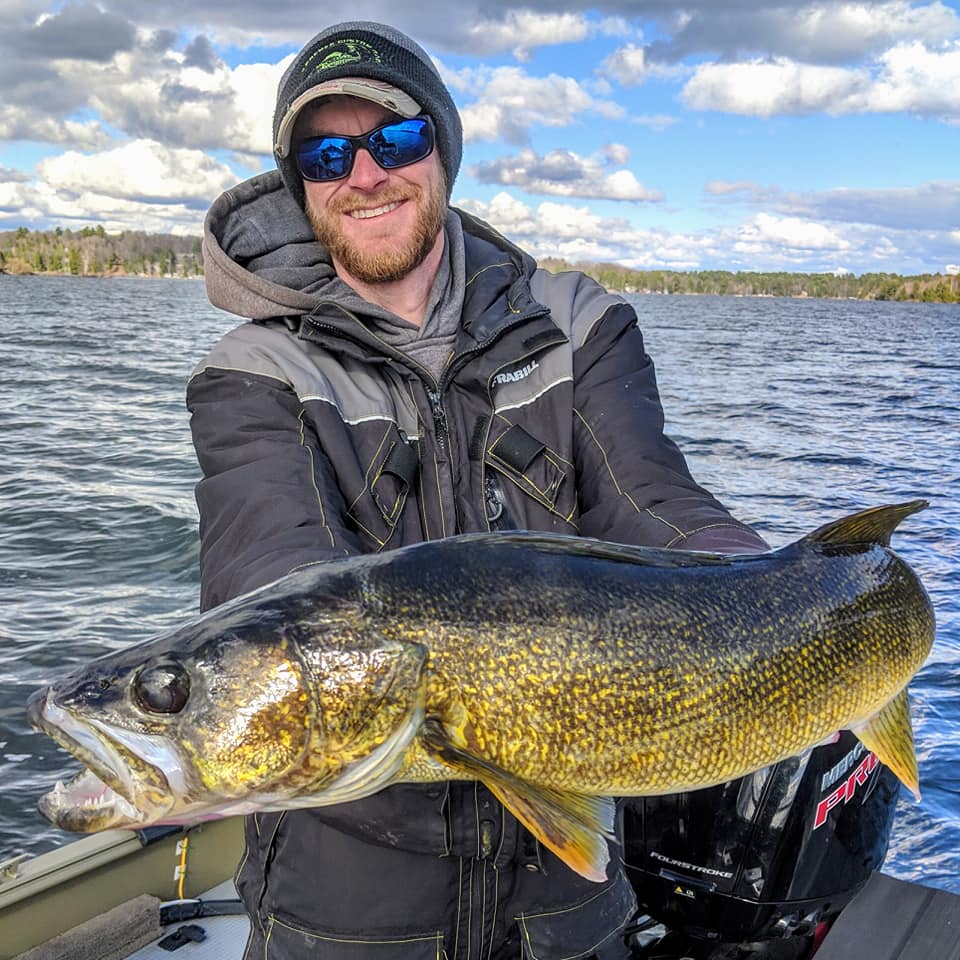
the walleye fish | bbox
[28,501,934,882]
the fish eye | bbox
[133,662,190,714]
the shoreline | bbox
[2,270,954,303]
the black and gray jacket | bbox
[187,171,766,954]
[190,171,764,613]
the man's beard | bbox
[306,177,447,285]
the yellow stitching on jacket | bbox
[346,514,388,548]
[337,425,403,548]
[347,424,392,514]
[574,407,688,536]
[485,440,572,518]
[240,922,257,960]
[251,814,286,943]
[486,452,556,504]
[453,855,464,960]
[665,521,748,548]
[495,412,575,468]
[466,857,476,960]
[188,362,293,388]
[485,806,506,960]
[431,443,448,538]
[515,882,633,960]
[403,381,431,541]
[487,862,500,960]
[417,453,431,541]
[372,447,405,522]
[267,914,444,947]
[466,261,511,286]
[296,410,337,548]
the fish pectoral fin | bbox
[852,688,920,800]
[420,720,614,883]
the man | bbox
[188,20,767,960]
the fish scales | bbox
[27,501,935,882]
[367,531,930,795]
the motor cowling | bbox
[622,731,900,945]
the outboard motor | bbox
[622,732,900,956]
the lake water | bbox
[1,276,957,892]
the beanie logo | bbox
[303,39,383,76]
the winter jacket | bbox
[187,170,767,959]
[190,172,764,610]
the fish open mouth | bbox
[39,768,146,831]
[28,689,176,831]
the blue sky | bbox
[1,1,958,274]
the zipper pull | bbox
[485,474,504,522]
[426,389,448,450]
[484,474,516,530]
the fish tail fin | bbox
[801,500,928,548]
[852,689,920,800]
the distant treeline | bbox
[0,226,202,278]
[2,227,957,302]
[540,258,960,303]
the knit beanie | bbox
[273,21,463,207]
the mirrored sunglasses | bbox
[295,115,435,183]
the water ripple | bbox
[1,281,958,895]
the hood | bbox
[202,170,338,321]
[203,171,542,329]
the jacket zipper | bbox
[425,388,448,453]
[478,334,567,533]
[305,302,557,533]
[484,474,516,530]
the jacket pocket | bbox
[346,425,419,548]
[515,875,636,960]
[486,420,577,524]
[264,915,445,959]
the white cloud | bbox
[444,65,624,143]
[650,1,960,65]
[600,43,690,86]
[0,108,110,150]
[787,1,960,60]
[602,143,631,166]
[469,146,663,202]
[38,140,237,203]
[0,174,207,234]
[855,40,960,114]
[706,180,768,197]
[737,212,852,252]
[53,39,286,157]
[774,181,960,231]
[2,2,957,275]
[462,12,593,61]
[683,58,868,116]
[602,43,647,85]
[946,264,959,274]
[682,40,960,119]
[456,191,709,268]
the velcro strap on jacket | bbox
[381,440,419,488]
[490,424,545,472]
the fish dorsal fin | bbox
[419,720,615,882]
[801,500,927,547]
[451,531,733,569]
[852,688,920,800]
